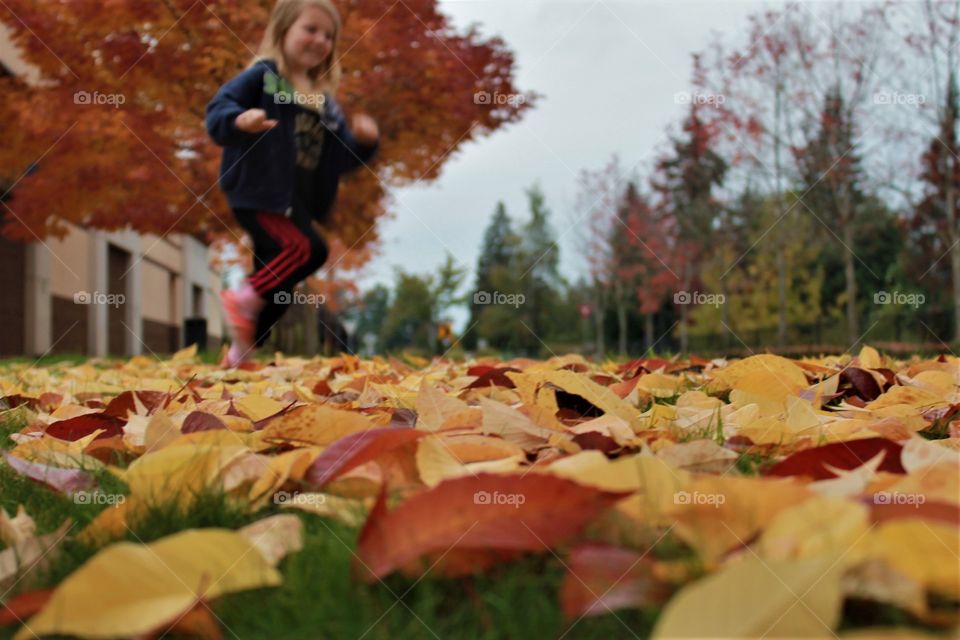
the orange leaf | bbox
[356,473,630,581]
[304,428,427,488]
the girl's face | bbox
[282,5,336,74]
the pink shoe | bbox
[219,342,255,369]
[220,289,256,347]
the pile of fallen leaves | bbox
[1,345,958,638]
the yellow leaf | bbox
[280,492,370,527]
[260,404,375,446]
[415,435,522,487]
[171,343,198,362]
[707,354,808,394]
[652,553,844,638]
[248,448,320,505]
[865,386,947,412]
[123,444,248,507]
[669,474,812,567]
[541,369,642,429]
[415,381,471,431]
[730,369,805,418]
[636,373,684,398]
[17,529,281,639]
[416,435,473,487]
[655,439,738,474]
[233,395,286,422]
[477,396,561,447]
[858,345,883,369]
[759,496,870,561]
[543,451,686,526]
[144,410,181,453]
[851,520,960,598]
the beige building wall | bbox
[1,26,224,357]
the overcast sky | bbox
[357,0,788,326]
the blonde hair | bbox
[251,0,342,99]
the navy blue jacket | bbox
[205,59,378,222]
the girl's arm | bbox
[205,65,268,147]
[328,107,380,173]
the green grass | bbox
[215,518,660,640]
[0,407,661,640]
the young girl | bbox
[206,0,379,367]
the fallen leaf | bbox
[304,428,426,488]
[356,473,630,581]
[651,553,844,638]
[560,543,671,618]
[238,514,304,567]
[16,529,281,639]
[767,438,905,480]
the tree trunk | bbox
[841,202,860,345]
[774,71,788,349]
[593,284,606,360]
[644,313,654,354]
[616,283,628,356]
[720,268,730,350]
[948,176,960,343]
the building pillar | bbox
[87,231,108,357]
[125,247,143,357]
[23,242,51,356]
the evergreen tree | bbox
[518,185,562,355]
[797,87,874,342]
[466,202,520,349]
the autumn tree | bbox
[0,0,533,261]
[910,71,960,335]
[898,0,960,342]
[693,189,825,347]
[575,156,633,359]
[653,102,727,353]
[609,181,677,354]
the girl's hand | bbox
[351,114,379,145]
[235,109,278,133]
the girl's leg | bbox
[221,209,284,365]
[242,212,328,352]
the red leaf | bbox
[838,367,882,401]
[868,499,960,527]
[45,413,125,441]
[572,431,619,454]
[312,380,333,396]
[609,375,640,400]
[618,358,670,378]
[181,411,227,434]
[355,473,631,581]
[304,428,426,488]
[766,438,905,480]
[466,367,520,390]
[1,395,40,411]
[103,390,169,418]
[0,589,54,626]
[560,544,671,619]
